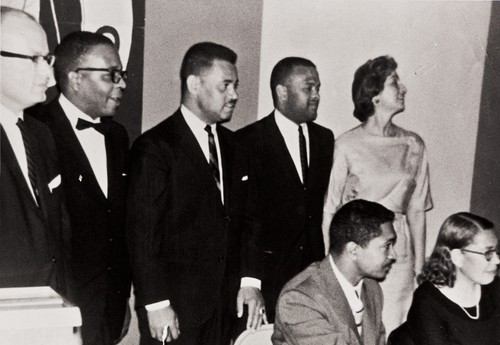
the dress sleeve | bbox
[407,139,433,213]
[323,140,348,214]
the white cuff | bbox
[240,277,261,290]
[145,299,170,311]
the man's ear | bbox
[372,95,380,105]
[450,248,463,268]
[186,75,200,95]
[345,241,359,260]
[68,71,81,92]
[276,84,288,102]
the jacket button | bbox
[299,246,304,251]
[219,255,224,262]
[107,209,112,213]
[51,257,57,263]
[107,267,112,271]
[225,216,231,221]
[108,238,113,242]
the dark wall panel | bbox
[471,1,500,233]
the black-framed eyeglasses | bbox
[1,50,55,67]
[461,247,500,262]
[74,67,127,84]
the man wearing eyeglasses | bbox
[33,31,131,345]
[0,6,72,295]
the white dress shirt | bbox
[274,109,309,183]
[329,255,364,336]
[59,94,108,197]
[0,104,38,202]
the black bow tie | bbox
[76,118,109,135]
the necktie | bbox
[16,118,41,206]
[76,118,109,135]
[354,289,364,335]
[298,125,308,184]
[204,125,221,191]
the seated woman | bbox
[395,212,500,345]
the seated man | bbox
[272,199,396,345]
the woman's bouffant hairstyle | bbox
[417,212,494,287]
[351,55,397,122]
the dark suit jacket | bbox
[126,109,261,328]
[34,99,131,339]
[236,112,334,320]
[273,257,386,345]
[0,116,71,296]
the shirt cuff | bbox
[145,300,170,311]
[240,277,261,290]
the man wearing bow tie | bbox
[0,6,71,297]
[33,31,131,345]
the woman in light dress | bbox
[322,56,432,334]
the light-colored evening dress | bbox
[323,124,432,334]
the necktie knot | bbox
[76,118,108,135]
[204,124,213,136]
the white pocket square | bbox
[241,175,248,181]
[48,174,61,193]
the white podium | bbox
[0,286,82,345]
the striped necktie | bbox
[16,118,41,206]
[204,125,221,191]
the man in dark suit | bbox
[273,200,396,345]
[33,31,131,345]
[236,57,334,322]
[127,42,264,345]
[0,6,71,295]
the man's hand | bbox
[146,305,180,342]
[236,286,267,330]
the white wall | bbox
[258,0,492,253]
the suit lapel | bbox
[171,111,222,206]
[263,113,303,186]
[48,100,107,201]
[318,258,363,344]
[217,125,232,210]
[306,123,321,190]
[361,282,377,345]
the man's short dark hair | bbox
[54,31,115,92]
[330,199,395,254]
[180,42,237,98]
[270,57,316,106]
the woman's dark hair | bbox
[352,55,397,122]
[418,212,494,287]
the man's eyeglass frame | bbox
[74,67,128,84]
[1,50,55,67]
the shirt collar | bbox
[274,108,307,133]
[0,103,23,126]
[181,104,216,134]
[59,93,101,129]
[329,255,363,297]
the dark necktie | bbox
[298,125,308,184]
[204,125,221,191]
[16,118,41,206]
[76,118,108,135]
